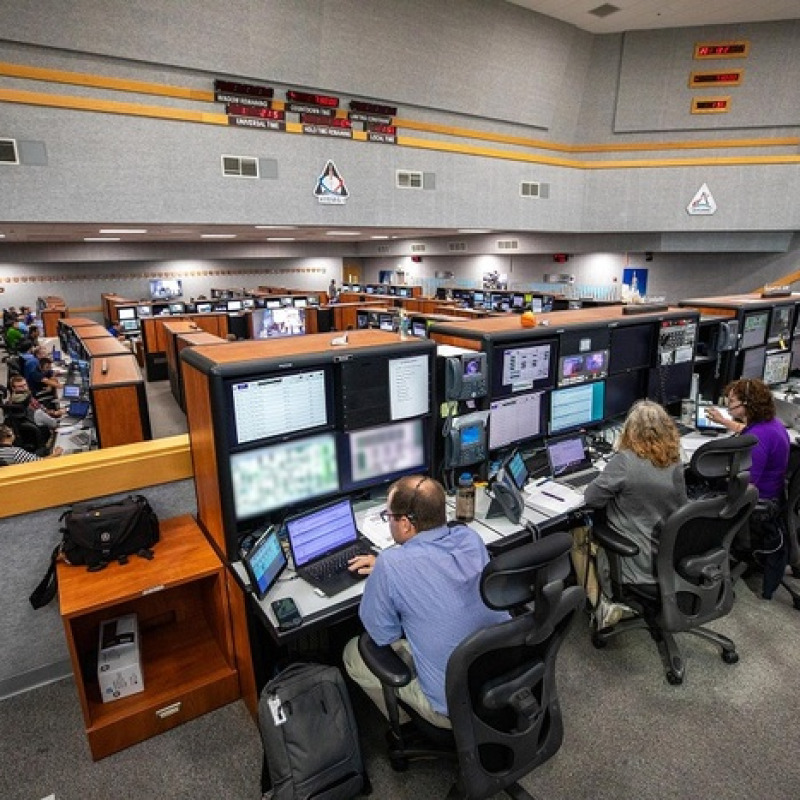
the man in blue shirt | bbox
[343,476,507,728]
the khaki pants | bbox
[571,524,599,607]
[342,636,452,729]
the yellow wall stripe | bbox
[3,86,800,170]
[0,61,214,101]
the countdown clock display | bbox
[689,70,743,87]
[694,41,749,59]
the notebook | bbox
[242,527,287,600]
[546,433,600,489]
[285,497,373,597]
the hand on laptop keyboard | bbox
[348,553,377,576]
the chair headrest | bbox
[690,434,757,479]
[480,531,572,611]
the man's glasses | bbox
[379,509,405,522]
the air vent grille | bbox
[221,155,259,178]
[396,170,423,189]
[520,181,540,197]
[448,242,467,252]
[0,139,19,164]
[497,239,519,250]
[411,243,426,253]
[377,244,390,254]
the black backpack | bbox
[259,662,368,800]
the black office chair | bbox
[1,403,50,455]
[591,435,758,685]
[775,457,800,609]
[357,531,584,800]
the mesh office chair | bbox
[1,403,50,455]
[357,531,584,800]
[774,456,800,609]
[591,435,758,685]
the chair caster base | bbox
[722,649,739,665]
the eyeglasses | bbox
[379,509,405,523]
[726,399,744,411]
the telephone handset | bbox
[716,320,738,352]
[444,411,489,468]
[445,352,488,401]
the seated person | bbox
[583,400,687,628]
[8,374,65,431]
[24,347,61,398]
[0,424,62,465]
[706,378,790,598]
[4,317,24,352]
[343,476,508,728]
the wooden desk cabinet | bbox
[89,354,152,447]
[57,515,240,760]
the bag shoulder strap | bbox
[29,543,62,609]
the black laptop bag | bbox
[258,662,368,800]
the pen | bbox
[541,490,564,501]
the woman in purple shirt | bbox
[708,378,790,597]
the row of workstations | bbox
[56,318,152,447]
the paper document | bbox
[357,509,396,550]
[524,480,584,516]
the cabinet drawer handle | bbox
[156,702,182,719]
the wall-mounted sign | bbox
[689,70,743,87]
[694,41,749,59]
[691,97,730,114]
[315,161,349,205]
[687,183,717,216]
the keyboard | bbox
[302,543,369,583]
[561,469,600,489]
[69,431,92,448]
[676,422,695,436]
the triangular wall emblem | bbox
[687,183,717,215]
[314,160,349,205]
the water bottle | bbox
[455,473,475,523]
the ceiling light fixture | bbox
[370,235,390,240]
[326,230,361,236]
[99,228,148,234]
[83,237,121,242]
[255,225,298,230]
[201,234,237,239]
[267,237,296,242]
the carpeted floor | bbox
[2,572,799,800]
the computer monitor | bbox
[646,362,694,405]
[227,366,333,446]
[120,319,139,332]
[557,350,609,387]
[530,297,543,313]
[149,278,182,300]
[768,305,793,343]
[740,345,767,379]
[250,307,306,338]
[411,320,427,338]
[168,302,185,314]
[227,299,243,312]
[604,370,647,420]
[741,310,769,350]
[490,339,557,398]
[293,297,308,308]
[196,302,212,313]
[488,391,545,451]
[762,349,791,385]
[511,293,525,309]
[792,337,800,371]
[549,380,605,435]
[340,417,429,491]
[266,299,281,309]
[473,291,485,306]
[242,298,255,309]
[378,314,394,332]
[609,323,655,374]
[137,305,153,318]
[229,433,339,521]
[117,307,137,321]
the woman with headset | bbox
[706,378,790,598]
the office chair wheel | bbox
[721,650,739,665]
[792,597,800,611]
[389,754,409,772]
[666,669,683,686]
[591,631,608,649]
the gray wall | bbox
[0,480,197,699]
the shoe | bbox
[595,595,623,630]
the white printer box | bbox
[97,613,144,703]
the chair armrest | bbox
[592,523,640,558]
[358,632,413,688]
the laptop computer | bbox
[695,403,732,434]
[285,497,374,597]
[546,433,600,490]
[62,384,82,400]
[64,399,91,421]
[242,526,287,600]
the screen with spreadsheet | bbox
[227,366,334,447]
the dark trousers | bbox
[750,511,789,599]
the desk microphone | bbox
[101,358,108,375]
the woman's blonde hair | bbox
[618,399,681,468]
